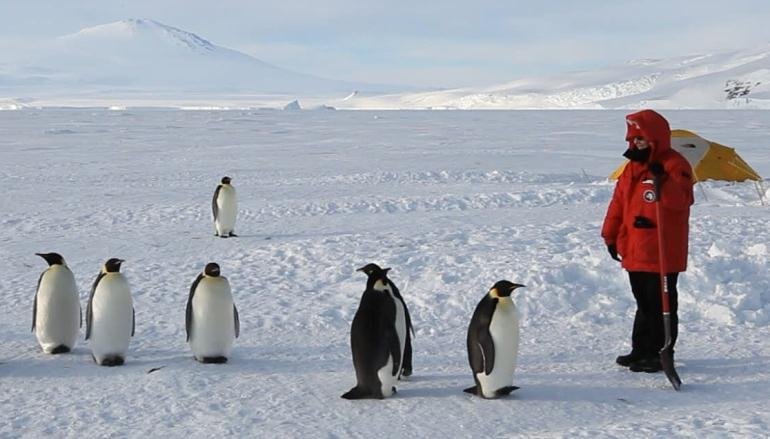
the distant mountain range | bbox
[1,19,769,109]
[344,45,770,110]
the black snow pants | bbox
[628,271,679,358]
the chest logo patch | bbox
[643,189,656,203]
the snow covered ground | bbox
[1,109,768,437]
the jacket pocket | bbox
[630,228,659,264]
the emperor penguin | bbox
[186,262,240,364]
[86,258,135,366]
[464,280,524,399]
[342,263,407,400]
[32,252,81,354]
[212,176,237,237]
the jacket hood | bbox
[625,109,671,161]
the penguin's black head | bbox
[36,252,65,266]
[356,263,391,285]
[489,280,525,298]
[204,262,221,277]
[221,176,232,185]
[104,258,124,273]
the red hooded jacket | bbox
[601,110,694,273]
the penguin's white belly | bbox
[377,288,406,396]
[90,276,133,361]
[377,356,396,397]
[36,267,80,352]
[476,299,519,398]
[215,187,237,234]
[190,281,235,359]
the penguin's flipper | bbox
[212,185,222,220]
[32,269,48,331]
[467,295,497,376]
[400,335,413,378]
[186,273,204,342]
[477,329,496,375]
[233,304,240,338]
[467,338,483,376]
[131,307,135,337]
[495,386,519,397]
[86,272,106,340]
[388,328,402,377]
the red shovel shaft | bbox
[654,176,682,390]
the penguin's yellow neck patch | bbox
[373,279,390,292]
[489,288,513,306]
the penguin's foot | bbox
[99,355,125,367]
[495,386,519,397]
[228,232,238,237]
[341,386,383,400]
[49,345,71,354]
[463,385,479,395]
[198,356,228,364]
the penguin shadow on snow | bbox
[396,374,472,399]
[511,382,641,403]
[228,345,344,375]
[0,347,113,378]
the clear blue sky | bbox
[2,0,770,88]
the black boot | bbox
[616,352,643,367]
[629,357,662,373]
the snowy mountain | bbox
[338,44,770,110]
[2,21,769,109]
[0,19,380,96]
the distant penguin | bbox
[464,280,524,399]
[86,258,135,366]
[212,176,237,237]
[186,262,239,364]
[342,263,407,400]
[32,252,81,354]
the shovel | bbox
[654,175,682,391]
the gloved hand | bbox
[648,161,665,176]
[607,244,621,262]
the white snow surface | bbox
[1,110,769,437]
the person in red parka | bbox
[602,109,694,373]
